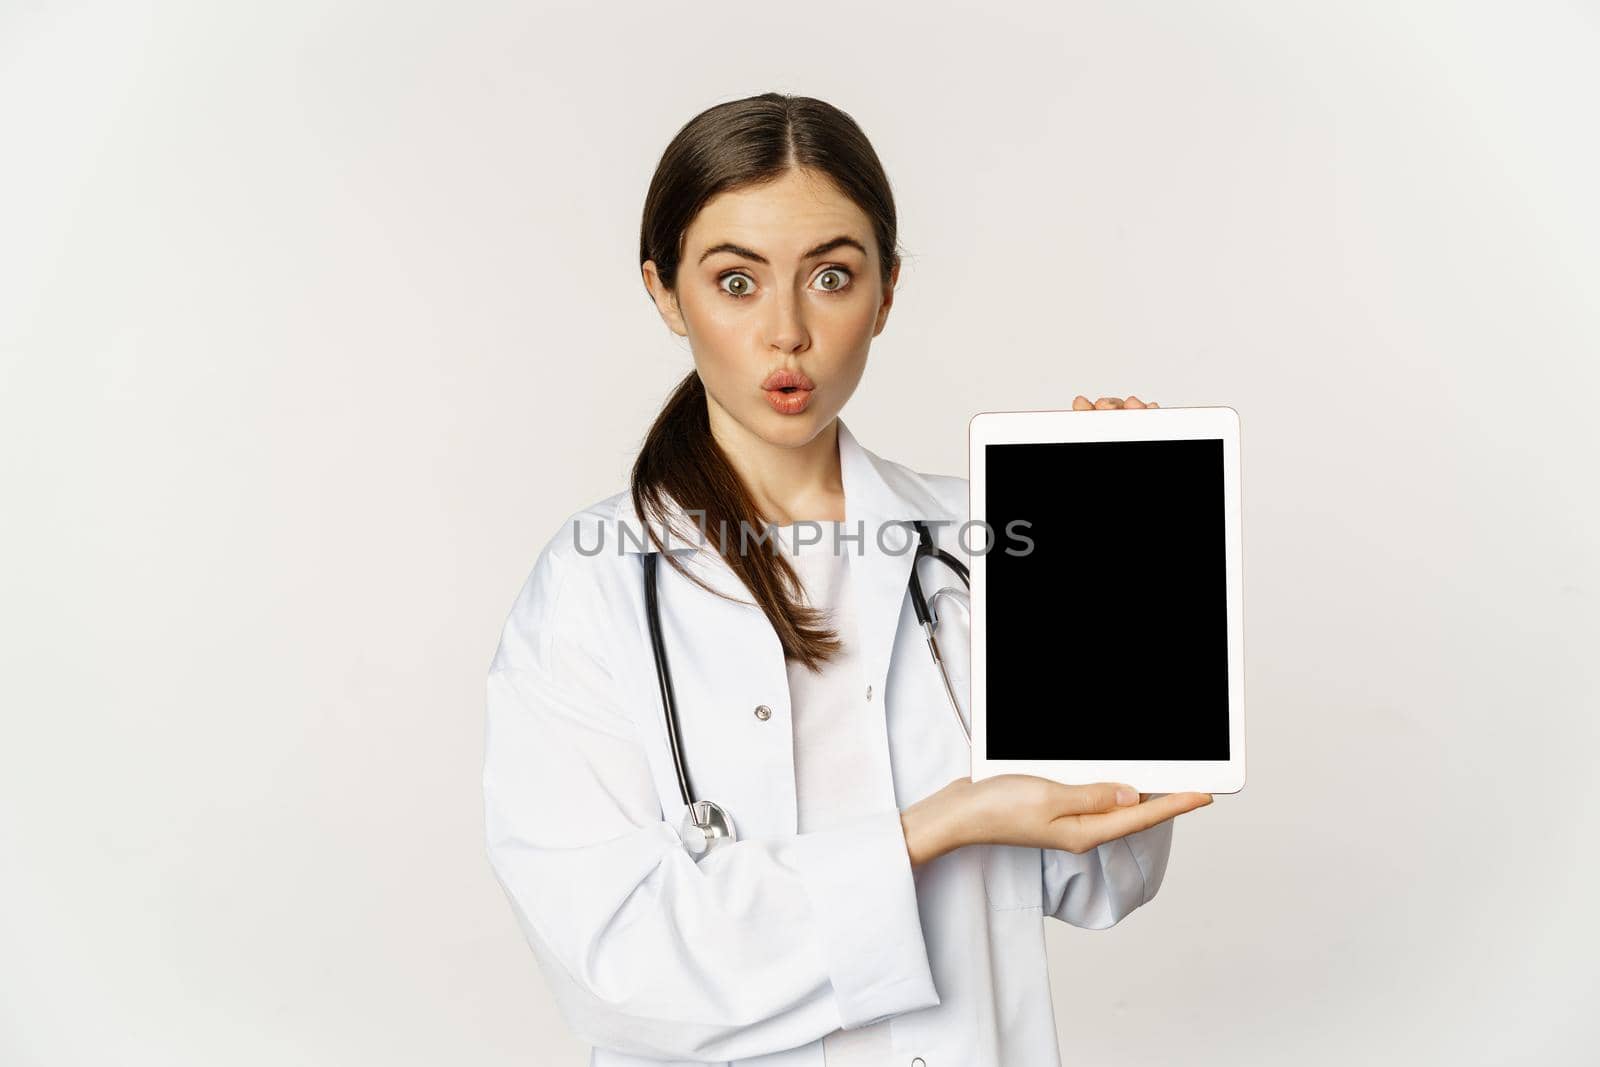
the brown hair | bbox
[631,92,901,673]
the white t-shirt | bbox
[771,523,897,1064]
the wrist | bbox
[900,778,974,867]
[899,805,937,868]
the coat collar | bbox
[611,416,947,746]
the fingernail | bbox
[1116,787,1138,805]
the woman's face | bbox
[643,167,898,449]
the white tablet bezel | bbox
[968,406,1246,794]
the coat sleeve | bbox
[483,545,941,1061]
[1040,809,1175,929]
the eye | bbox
[814,266,853,293]
[716,265,855,301]
[718,271,756,299]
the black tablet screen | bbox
[983,438,1231,760]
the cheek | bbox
[821,285,883,340]
[681,286,752,348]
[680,293,751,400]
[812,298,879,369]
[841,305,880,348]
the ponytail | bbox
[630,371,843,673]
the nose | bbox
[765,286,810,354]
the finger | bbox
[1053,792,1213,851]
[1124,395,1147,408]
[1049,781,1143,817]
[1148,401,1158,407]
[1094,396,1124,409]
[1072,395,1093,410]
[1060,792,1212,849]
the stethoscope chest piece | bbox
[680,799,736,858]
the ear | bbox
[871,260,900,337]
[642,260,689,337]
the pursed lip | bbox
[761,368,815,392]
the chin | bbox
[753,407,827,446]
[768,406,832,435]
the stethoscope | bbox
[642,520,971,861]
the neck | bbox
[706,405,846,526]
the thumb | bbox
[1062,781,1142,815]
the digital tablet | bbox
[968,406,1245,794]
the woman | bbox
[484,92,1214,1067]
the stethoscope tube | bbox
[907,520,971,624]
[644,550,739,858]
[642,551,695,811]
[642,521,971,861]
[908,520,973,743]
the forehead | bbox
[683,169,874,259]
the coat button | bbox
[865,684,873,702]
[911,1058,926,1066]
[754,704,772,721]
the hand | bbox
[1072,394,1157,410]
[966,774,1211,853]
[900,775,1212,867]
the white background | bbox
[2,1,1596,1063]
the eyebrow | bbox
[697,234,868,266]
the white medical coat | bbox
[483,417,1176,1066]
